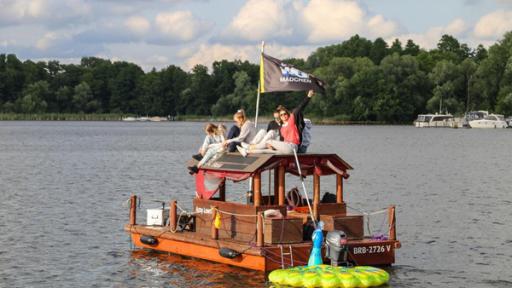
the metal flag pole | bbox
[249,41,265,196]
[293,148,317,228]
[254,41,265,128]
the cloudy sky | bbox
[1,0,512,71]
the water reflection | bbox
[128,250,266,288]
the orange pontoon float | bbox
[125,153,400,272]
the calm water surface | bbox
[0,121,511,288]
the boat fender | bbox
[263,209,282,218]
[140,235,158,246]
[219,247,240,259]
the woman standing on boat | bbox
[237,90,314,156]
[223,109,257,149]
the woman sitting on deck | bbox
[189,123,226,174]
[222,109,257,149]
[237,90,314,156]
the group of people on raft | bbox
[188,90,315,174]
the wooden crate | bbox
[320,214,364,239]
[263,217,303,244]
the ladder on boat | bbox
[279,245,294,269]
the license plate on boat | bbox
[352,245,392,255]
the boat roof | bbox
[194,153,353,180]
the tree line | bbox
[1,32,512,122]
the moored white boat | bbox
[414,113,458,128]
[122,116,137,122]
[506,117,512,128]
[468,114,508,128]
[149,116,169,122]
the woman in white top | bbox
[223,109,257,148]
[189,123,226,174]
[199,123,223,156]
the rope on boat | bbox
[176,203,200,215]
[212,207,260,217]
[345,205,391,237]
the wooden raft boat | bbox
[124,153,401,272]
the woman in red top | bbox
[237,90,314,156]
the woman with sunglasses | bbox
[237,90,314,156]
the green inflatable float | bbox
[268,265,389,288]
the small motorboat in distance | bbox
[414,113,458,128]
[469,114,508,128]
[506,116,512,128]
[122,116,136,122]
[463,111,488,127]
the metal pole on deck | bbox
[249,41,265,196]
[254,41,265,128]
[292,149,316,227]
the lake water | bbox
[0,121,511,288]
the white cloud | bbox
[0,0,44,24]
[303,0,365,42]
[390,18,469,49]
[183,43,315,71]
[474,10,512,39]
[183,44,253,70]
[36,32,59,50]
[124,16,151,35]
[445,18,467,35]
[223,0,297,42]
[367,15,399,38]
[0,0,91,26]
[220,0,398,45]
[155,11,210,42]
[101,42,181,71]
[1,39,17,47]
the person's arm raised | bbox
[293,90,314,114]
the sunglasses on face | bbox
[279,113,288,116]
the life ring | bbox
[268,265,389,288]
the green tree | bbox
[109,62,144,113]
[474,44,488,63]
[73,82,97,113]
[138,70,164,116]
[431,34,469,64]
[403,39,420,56]
[389,39,403,55]
[211,71,256,116]
[178,65,213,115]
[495,34,512,115]
[22,60,48,86]
[376,54,430,121]
[55,86,73,113]
[470,32,512,111]
[1,54,25,104]
[306,35,372,69]
[369,38,389,64]
[15,81,49,113]
[81,57,114,112]
[160,65,188,116]
[459,58,477,112]
[428,60,465,114]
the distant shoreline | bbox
[0,113,397,125]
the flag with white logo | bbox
[259,53,325,93]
